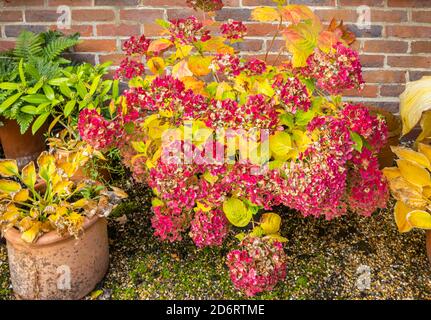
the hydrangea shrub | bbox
[78,4,389,296]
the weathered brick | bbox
[75,39,117,52]
[290,0,335,5]
[380,85,405,97]
[388,0,431,7]
[99,53,126,65]
[363,40,408,54]
[363,70,406,83]
[348,24,382,38]
[244,23,278,37]
[120,9,164,23]
[72,10,115,22]
[386,26,431,38]
[373,101,399,114]
[339,0,384,5]
[0,11,23,22]
[95,0,138,5]
[0,40,16,51]
[411,11,431,23]
[63,53,96,65]
[143,23,164,37]
[315,9,356,23]
[371,10,407,23]
[388,56,431,68]
[215,8,251,21]
[50,25,93,37]
[242,0,275,6]
[343,85,379,98]
[4,25,47,37]
[4,0,44,6]
[97,24,141,37]
[232,39,263,52]
[48,0,92,6]
[166,8,198,19]
[409,71,431,82]
[360,54,385,68]
[26,10,60,22]
[412,41,431,54]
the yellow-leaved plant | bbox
[0,152,127,243]
[385,76,431,232]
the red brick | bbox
[72,10,115,22]
[75,39,117,52]
[360,54,385,68]
[245,23,278,37]
[99,53,126,66]
[167,8,201,19]
[380,85,405,97]
[363,40,408,53]
[387,56,431,69]
[339,0,384,5]
[412,41,431,53]
[363,70,406,83]
[0,11,23,22]
[50,25,93,37]
[4,0,43,6]
[411,11,431,23]
[232,39,263,52]
[289,0,335,5]
[386,26,431,38]
[137,0,190,5]
[97,24,141,37]
[48,0,92,6]
[0,41,15,51]
[143,24,164,37]
[343,85,379,98]
[242,0,276,5]
[371,10,407,23]
[25,10,60,22]
[120,9,164,23]
[95,0,138,5]
[315,9,357,23]
[388,0,431,7]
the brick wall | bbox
[0,0,430,113]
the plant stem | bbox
[265,16,283,63]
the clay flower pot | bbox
[366,106,401,168]
[0,118,48,169]
[4,215,109,300]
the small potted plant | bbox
[384,75,431,264]
[0,152,127,299]
[0,30,80,167]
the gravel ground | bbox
[1,180,431,300]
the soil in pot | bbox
[4,215,109,300]
[366,106,401,168]
[0,118,47,169]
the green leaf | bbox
[89,75,101,95]
[222,197,252,227]
[0,92,23,113]
[76,82,87,99]
[63,99,76,117]
[112,79,119,99]
[59,82,72,98]
[155,18,171,29]
[19,58,26,86]
[350,131,363,152]
[27,78,44,94]
[31,112,50,134]
[21,94,49,104]
[21,105,40,115]
[48,77,69,86]
[0,179,21,194]
[0,160,19,177]
[0,82,19,90]
[43,84,55,101]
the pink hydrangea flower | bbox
[169,16,211,45]
[220,19,247,40]
[190,208,229,248]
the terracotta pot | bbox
[0,118,47,169]
[366,106,402,168]
[426,230,431,266]
[4,215,109,300]
[55,148,111,183]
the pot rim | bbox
[4,214,103,248]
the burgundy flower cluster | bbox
[220,19,247,41]
[169,16,211,45]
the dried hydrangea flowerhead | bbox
[186,0,224,12]
[272,76,311,114]
[220,19,247,41]
[189,208,229,248]
[226,237,287,296]
[169,16,211,45]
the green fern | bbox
[13,31,43,59]
[16,112,34,134]
[42,33,80,61]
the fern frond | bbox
[42,34,80,61]
[13,31,43,59]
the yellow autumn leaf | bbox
[418,143,431,163]
[222,197,252,227]
[394,200,415,233]
[0,179,21,194]
[391,146,431,169]
[397,159,431,187]
[203,170,218,184]
[269,131,292,159]
[147,57,165,75]
[188,56,213,76]
[147,38,172,53]
[417,111,431,142]
[21,222,41,243]
[13,189,29,202]
[0,159,18,177]
[388,176,427,208]
[53,180,72,196]
[172,60,193,80]
[196,201,212,212]
[407,210,431,229]
[399,76,431,135]
[182,76,206,95]
[174,45,193,59]
[382,167,401,180]
[260,212,282,234]
[251,7,281,22]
